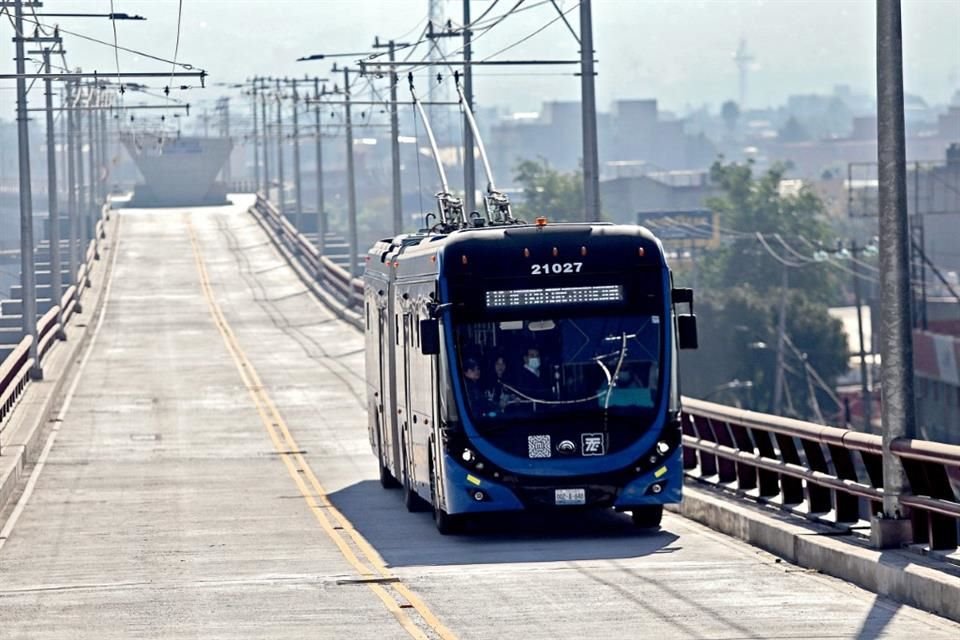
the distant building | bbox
[490,99,716,186]
[600,169,718,225]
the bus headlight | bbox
[656,440,670,455]
[461,449,475,463]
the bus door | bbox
[377,307,399,478]
[401,312,414,475]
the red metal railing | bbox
[681,397,960,552]
[249,196,960,553]
[0,208,109,453]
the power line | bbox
[15,11,199,73]
[480,2,580,63]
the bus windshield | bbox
[454,314,662,427]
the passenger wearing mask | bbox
[516,347,549,399]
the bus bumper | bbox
[442,452,526,514]
[442,449,684,514]
[613,451,683,508]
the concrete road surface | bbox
[0,199,956,639]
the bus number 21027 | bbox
[531,262,583,275]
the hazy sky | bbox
[1,0,958,119]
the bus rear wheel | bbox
[379,461,400,489]
[402,446,429,513]
[630,505,663,529]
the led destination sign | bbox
[485,285,623,308]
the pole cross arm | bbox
[0,71,207,83]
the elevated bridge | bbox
[0,197,958,638]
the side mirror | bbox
[420,318,440,355]
[678,314,698,350]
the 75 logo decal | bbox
[581,433,605,456]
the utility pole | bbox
[290,79,303,233]
[874,0,915,548]
[75,84,87,263]
[579,0,600,222]
[462,0,476,216]
[275,78,285,216]
[99,106,108,206]
[251,79,260,189]
[260,79,271,200]
[65,81,78,291]
[220,97,231,183]
[772,264,789,415]
[313,77,326,255]
[373,39,404,237]
[41,49,65,339]
[86,90,99,258]
[343,66,359,280]
[13,0,42,378]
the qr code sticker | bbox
[528,435,552,458]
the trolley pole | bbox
[579,0,600,222]
[314,77,326,256]
[343,66,359,280]
[41,49,65,339]
[462,0,476,215]
[873,0,915,548]
[291,79,303,233]
[13,0,42,379]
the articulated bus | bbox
[363,218,698,534]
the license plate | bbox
[554,488,586,505]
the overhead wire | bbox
[480,0,580,62]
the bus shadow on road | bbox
[328,480,681,567]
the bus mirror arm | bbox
[427,302,453,319]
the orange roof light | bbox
[535,216,548,227]
[581,246,588,256]
[638,247,645,257]
[523,248,530,258]
[430,254,437,263]
[461,254,468,265]
[552,247,559,257]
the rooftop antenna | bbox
[453,70,515,225]
[408,72,464,230]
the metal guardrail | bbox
[252,196,363,305]
[681,398,960,552]
[0,207,109,452]
[249,195,960,553]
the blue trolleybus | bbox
[363,217,698,534]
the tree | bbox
[678,160,850,422]
[699,160,838,305]
[512,157,584,222]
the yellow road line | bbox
[187,219,455,640]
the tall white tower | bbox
[733,39,754,108]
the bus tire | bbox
[630,505,663,529]
[402,446,429,513]
[379,461,401,489]
[431,457,464,535]
[376,425,400,489]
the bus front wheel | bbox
[630,505,663,529]
[431,458,465,535]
